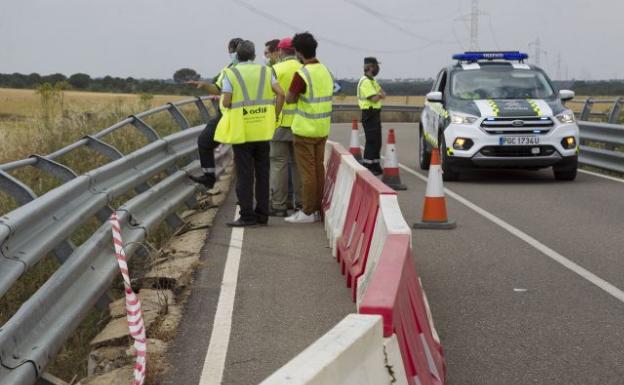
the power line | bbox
[231,0,447,54]
[342,0,455,45]
[484,14,500,50]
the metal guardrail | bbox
[0,96,232,384]
[1,98,621,384]
[333,102,624,175]
[568,97,624,124]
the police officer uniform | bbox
[357,57,384,175]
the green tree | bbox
[173,68,200,84]
[68,73,91,89]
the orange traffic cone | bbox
[349,119,362,162]
[413,148,456,229]
[382,129,407,191]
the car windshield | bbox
[450,66,555,100]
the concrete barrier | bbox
[258,314,404,385]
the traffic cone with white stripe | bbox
[349,119,362,162]
[382,129,407,190]
[413,148,456,229]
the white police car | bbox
[420,51,579,181]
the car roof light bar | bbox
[453,51,529,63]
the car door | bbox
[424,69,447,147]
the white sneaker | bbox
[284,210,301,222]
[285,211,316,224]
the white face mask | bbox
[230,52,238,64]
[264,57,271,65]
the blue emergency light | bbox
[452,51,529,62]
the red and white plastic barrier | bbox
[336,171,395,301]
[110,213,147,385]
[322,142,366,255]
[356,194,411,309]
[261,139,446,385]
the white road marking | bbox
[579,169,624,184]
[398,163,624,304]
[199,207,244,385]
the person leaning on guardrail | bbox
[214,40,285,227]
[269,37,304,218]
[357,56,386,175]
[185,37,243,189]
[284,32,335,224]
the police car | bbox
[420,51,579,181]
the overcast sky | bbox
[2,0,623,81]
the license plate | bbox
[499,136,540,145]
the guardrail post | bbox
[30,155,78,183]
[84,135,124,160]
[129,115,160,142]
[167,103,190,130]
[0,170,37,206]
[580,98,594,121]
[195,96,211,123]
[608,97,623,124]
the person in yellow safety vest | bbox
[284,32,334,224]
[214,40,285,227]
[185,37,243,189]
[264,39,280,66]
[269,37,304,217]
[357,56,386,175]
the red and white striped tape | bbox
[110,213,147,385]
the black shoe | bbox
[227,218,257,227]
[189,173,216,189]
[269,208,288,217]
[370,166,383,176]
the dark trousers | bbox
[361,108,382,169]
[197,110,222,172]
[233,141,270,223]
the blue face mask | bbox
[230,52,238,64]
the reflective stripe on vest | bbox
[291,63,334,138]
[214,64,276,144]
[273,58,302,127]
[357,76,382,110]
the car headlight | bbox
[450,113,478,125]
[556,110,575,124]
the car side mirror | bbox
[426,91,443,103]
[559,90,575,101]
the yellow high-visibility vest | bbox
[273,57,302,128]
[214,64,276,144]
[291,63,334,138]
[357,76,382,110]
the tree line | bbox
[1,70,624,97]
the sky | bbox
[1,0,623,81]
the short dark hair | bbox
[292,32,317,59]
[265,39,280,53]
[236,40,256,62]
[228,37,244,53]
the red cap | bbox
[277,37,293,50]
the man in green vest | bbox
[285,32,334,224]
[269,37,303,217]
[357,57,386,175]
[215,40,285,227]
[186,37,243,188]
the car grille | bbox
[480,145,557,157]
[481,116,554,135]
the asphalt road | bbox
[331,122,624,385]
[162,183,354,385]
